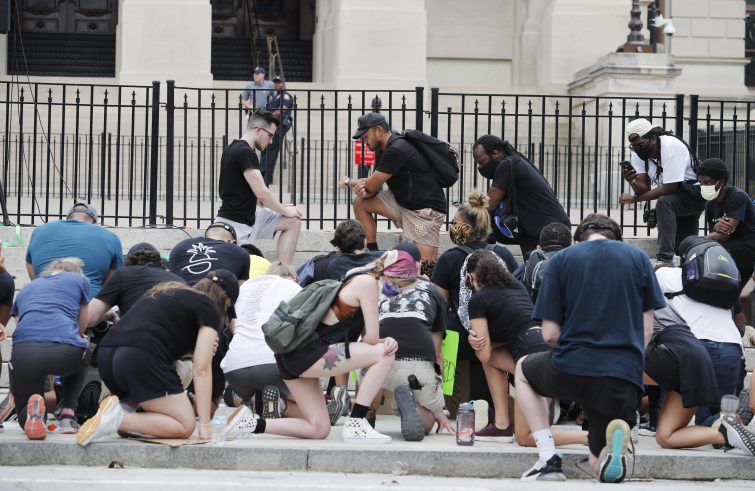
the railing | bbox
[0,79,754,236]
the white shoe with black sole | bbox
[720,414,755,456]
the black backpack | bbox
[665,242,740,309]
[523,249,557,302]
[401,129,460,188]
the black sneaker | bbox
[720,414,755,456]
[521,454,566,481]
[393,385,424,442]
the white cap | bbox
[625,118,656,140]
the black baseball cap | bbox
[206,269,240,305]
[696,158,729,180]
[254,66,266,74]
[273,75,285,82]
[205,222,237,241]
[352,112,388,139]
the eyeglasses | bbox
[628,138,653,153]
[255,127,275,139]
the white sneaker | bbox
[342,417,391,444]
[76,395,124,446]
[224,406,259,440]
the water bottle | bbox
[212,402,232,445]
[456,402,475,446]
[721,394,739,419]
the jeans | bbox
[655,184,705,262]
[694,340,743,426]
[259,125,290,186]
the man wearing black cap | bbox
[344,113,447,261]
[698,158,755,286]
[618,118,705,265]
[26,202,123,297]
[259,75,294,185]
[241,67,275,111]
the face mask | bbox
[700,182,721,201]
[632,140,653,161]
[477,159,499,179]
[449,224,468,245]
[381,280,400,297]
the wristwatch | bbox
[633,194,641,203]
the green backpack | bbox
[262,279,343,354]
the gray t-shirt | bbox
[241,80,275,108]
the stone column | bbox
[116,0,212,87]
[313,0,427,89]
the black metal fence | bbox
[1,79,754,235]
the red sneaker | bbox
[474,422,514,443]
[24,394,47,440]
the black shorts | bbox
[511,327,552,362]
[224,363,291,399]
[521,351,640,456]
[98,346,183,405]
[644,344,680,392]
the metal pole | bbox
[148,81,160,225]
[674,94,684,140]
[415,86,424,132]
[430,88,439,138]
[166,80,175,226]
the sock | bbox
[350,403,370,419]
[533,429,556,464]
[254,418,266,434]
[366,242,378,252]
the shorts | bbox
[216,207,282,245]
[381,359,445,414]
[521,351,640,456]
[644,344,680,393]
[509,327,552,362]
[97,346,184,405]
[377,190,444,248]
[224,363,291,400]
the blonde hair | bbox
[40,257,84,277]
[146,281,195,299]
[457,190,491,241]
[266,261,297,281]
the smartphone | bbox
[619,160,633,173]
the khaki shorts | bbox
[215,207,281,246]
[377,190,444,248]
[381,359,445,414]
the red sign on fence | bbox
[354,141,376,166]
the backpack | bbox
[454,244,499,332]
[401,129,460,188]
[665,242,740,309]
[262,279,343,354]
[296,251,339,287]
[523,249,557,302]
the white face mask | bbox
[700,181,721,201]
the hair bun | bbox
[467,190,490,209]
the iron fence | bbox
[0,79,754,235]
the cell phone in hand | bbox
[619,160,633,173]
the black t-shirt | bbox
[101,288,222,362]
[430,242,519,331]
[378,278,446,361]
[491,156,570,237]
[217,139,259,226]
[468,284,539,355]
[168,238,250,285]
[705,186,755,241]
[0,271,15,307]
[95,265,185,316]
[326,251,383,280]
[376,135,447,213]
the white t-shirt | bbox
[220,275,302,373]
[654,267,742,347]
[630,135,697,184]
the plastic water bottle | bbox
[212,402,232,445]
[456,402,475,446]
[721,394,739,419]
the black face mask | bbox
[478,159,499,179]
[632,140,654,161]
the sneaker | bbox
[474,422,514,443]
[342,417,391,444]
[58,415,80,434]
[76,395,124,446]
[223,405,259,440]
[393,385,424,442]
[24,394,47,441]
[737,389,753,426]
[0,392,16,423]
[548,398,561,426]
[472,399,489,432]
[638,421,656,437]
[327,385,349,426]
[719,414,755,456]
[521,454,566,481]
[261,385,282,419]
[599,419,630,483]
